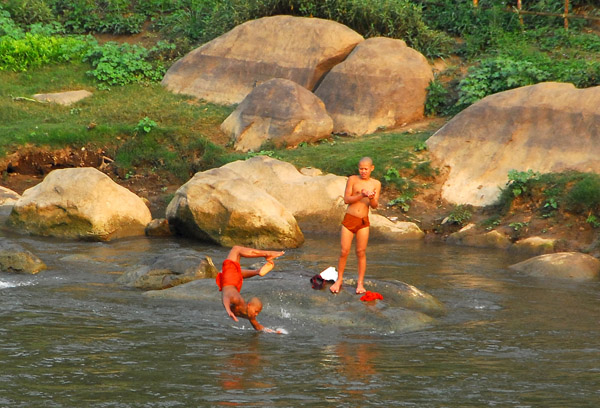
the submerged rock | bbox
[143,275,443,333]
[509,252,600,281]
[0,238,46,274]
[118,252,218,290]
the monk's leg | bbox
[355,227,370,294]
[227,246,284,262]
[330,226,354,293]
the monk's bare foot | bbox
[265,250,285,262]
[259,260,274,276]
[330,280,342,294]
[356,283,366,294]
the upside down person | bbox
[216,245,284,332]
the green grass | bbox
[272,131,433,182]
[0,61,234,178]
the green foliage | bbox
[135,117,158,134]
[481,215,501,231]
[3,0,54,26]
[0,32,92,72]
[83,42,166,88]
[425,79,450,117]
[566,173,600,214]
[456,57,550,110]
[509,221,529,232]
[49,0,146,34]
[387,193,413,212]
[445,204,472,226]
[586,214,600,229]
[506,169,540,197]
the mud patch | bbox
[0,147,111,176]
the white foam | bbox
[0,279,34,289]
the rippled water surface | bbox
[1,231,599,407]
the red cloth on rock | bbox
[216,259,243,292]
[360,291,383,302]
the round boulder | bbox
[166,167,304,249]
[161,15,363,105]
[315,37,433,135]
[221,78,333,152]
[8,168,152,241]
[509,252,600,281]
[222,156,347,223]
[427,82,600,206]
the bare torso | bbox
[345,175,381,218]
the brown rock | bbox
[161,15,363,105]
[8,168,152,241]
[509,252,600,281]
[315,37,433,135]
[427,82,600,206]
[221,78,333,152]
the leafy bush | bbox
[566,174,600,214]
[83,42,166,88]
[445,204,472,226]
[3,0,54,26]
[425,78,450,116]
[0,32,92,71]
[455,57,550,110]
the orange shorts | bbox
[342,213,370,234]
[216,259,243,292]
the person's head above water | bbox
[358,157,374,180]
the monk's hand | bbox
[224,305,239,322]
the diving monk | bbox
[216,245,284,331]
[330,157,381,295]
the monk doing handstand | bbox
[216,245,284,331]
[330,157,381,295]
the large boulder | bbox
[161,15,363,105]
[0,238,46,274]
[221,78,333,152]
[509,252,600,281]
[315,37,433,135]
[222,156,347,223]
[8,168,152,241]
[166,166,304,249]
[369,214,424,241]
[117,252,218,290]
[0,186,20,216]
[427,82,600,206]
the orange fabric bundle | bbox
[360,291,383,302]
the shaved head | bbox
[359,157,373,166]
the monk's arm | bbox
[343,177,365,204]
[248,316,265,331]
[368,180,382,209]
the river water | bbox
[1,230,599,407]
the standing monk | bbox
[330,157,381,294]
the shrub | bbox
[0,32,92,71]
[83,42,166,88]
[445,204,472,226]
[566,174,600,214]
